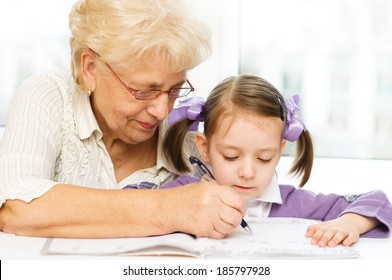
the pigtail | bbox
[289,130,314,187]
[282,94,314,187]
[163,96,205,173]
[163,118,195,173]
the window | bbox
[2,0,392,160]
[237,0,392,159]
[0,0,75,126]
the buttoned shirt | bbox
[0,70,198,206]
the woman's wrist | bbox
[155,188,177,235]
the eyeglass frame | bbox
[104,62,195,100]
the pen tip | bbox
[241,220,253,235]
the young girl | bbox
[127,74,392,247]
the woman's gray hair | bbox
[69,0,212,90]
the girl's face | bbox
[92,61,186,145]
[196,112,286,203]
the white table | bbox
[1,230,391,280]
[1,157,392,260]
[1,158,391,280]
[1,230,391,259]
[0,232,391,260]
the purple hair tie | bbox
[168,96,205,131]
[283,94,307,142]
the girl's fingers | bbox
[305,224,317,237]
[342,232,359,246]
[306,223,360,247]
[314,229,335,247]
[326,229,349,247]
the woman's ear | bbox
[80,48,98,92]
[195,133,210,163]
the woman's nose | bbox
[146,93,171,121]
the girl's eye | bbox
[223,156,238,161]
[258,158,272,163]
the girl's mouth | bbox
[233,185,252,191]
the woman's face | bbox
[92,62,187,145]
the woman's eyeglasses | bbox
[105,62,194,100]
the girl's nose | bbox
[238,160,256,180]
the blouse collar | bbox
[72,78,101,141]
[252,174,283,204]
[71,79,179,176]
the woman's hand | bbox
[305,213,379,247]
[159,181,245,239]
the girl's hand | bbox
[305,213,379,247]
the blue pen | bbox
[189,156,253,235]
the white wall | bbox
[278,156,392,200]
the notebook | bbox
[41,217,360,259]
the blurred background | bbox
[1,0,392,161]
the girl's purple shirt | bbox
[152,175,392,238]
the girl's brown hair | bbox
[163,74,313,187]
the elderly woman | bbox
[0,0,245,238]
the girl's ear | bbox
[280,139,286,157]
[195,133,210,163]
[80,48,98,92]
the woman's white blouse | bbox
[0,71,198,207]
